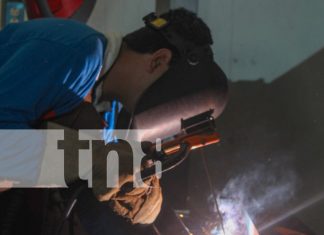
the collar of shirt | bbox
[93,32,123,113]
[92,32,124,143]
[99,32,123,77]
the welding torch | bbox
[138,110,220,181]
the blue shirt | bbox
[0,18,107,128]
[0,19,108,184]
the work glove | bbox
[98,175,162,224]
[44,102,163,224]
[44,122,163,224]
[91,140,163,225]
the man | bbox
[0,7,228,231]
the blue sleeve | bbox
[51,35,105,117]
[0,35,105,127]
[0,34,105,185]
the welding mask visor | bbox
[132,53,228,143]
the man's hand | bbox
[91,141,163,224]
[98,175,162,224]
[44,103,163,224]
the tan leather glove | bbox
[91,141,163,224]
[44,103,163,225]
[45,124,163,224]
[99,175,162,224]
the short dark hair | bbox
[123,8,213,60]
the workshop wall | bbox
[198,0,324,82]
[170,0,198,13]
[87,0,154,36]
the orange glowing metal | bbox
[187,132,220,150]
[164,145,181,155]
[163,132,220,155]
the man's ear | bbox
[148,48,172,74]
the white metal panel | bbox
[171,0,198,13]
[87,0,155,36]
[199,0,324,82]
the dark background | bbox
[160,47,324,234]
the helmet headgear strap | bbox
[143,12,212,66]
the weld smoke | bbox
[209,160,298,234]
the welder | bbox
[0,8,228,233]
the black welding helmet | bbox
[131,12,228,142]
